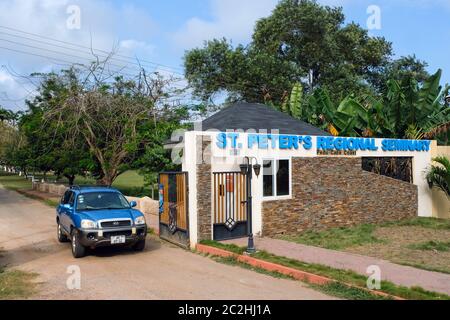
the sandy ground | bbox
[0,185,333,300]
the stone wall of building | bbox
[262,157,418,237]
[196,136,212,241]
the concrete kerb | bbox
[196,243,404,300]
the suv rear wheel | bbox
[57,222,69,243]
[71,229,86,258]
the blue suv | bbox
[56,186,147,258]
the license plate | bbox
[111,235,126,244]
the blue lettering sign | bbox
[216,133,226,149]
[303,136,312,150]
[216,133,429,153]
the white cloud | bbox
[0,68,36,109]
[119,40,155,58]
[172,0,278,49]
[0,0,158,111]
[172,0,362,49]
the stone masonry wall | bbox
[196,136,212,241]
[262,157,418,237]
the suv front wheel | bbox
[71,229,86,258]
[133,239,146,251]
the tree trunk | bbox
[100,176,114,186]
[65,174,76,186]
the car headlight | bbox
[134,216,146,225]
[81,219,96,229]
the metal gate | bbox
[159,172,189,248]
[213,172,248,241]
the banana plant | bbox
[280,82,303,119]
[308,89,375,137]
[426,156,450,197]
[385,69,450,140]
[280,69,450,141]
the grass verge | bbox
[209,255,388,300]
[0,176,58,208]
[0,175,32,191]
[281,224,383,250]
[200,240,450,300]
[0,171,157,199]
[0,267,38,300]
[384,217,450,230]
[279,218,450,251]
[408,241,450,252]
[15,189,59,208]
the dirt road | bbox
[0,185,333,300]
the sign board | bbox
[215,133,431,153]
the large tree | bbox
[184,0,396,105]
[42,65,188,186]
[18,100,92,185]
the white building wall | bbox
[184,131,433,242]
[182,131,199,247]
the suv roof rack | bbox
[70,185,114,190]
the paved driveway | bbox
[0,185,333,300]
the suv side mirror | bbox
[130,201,137,208]
[63,204,73,210]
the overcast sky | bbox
[1,0,450,111]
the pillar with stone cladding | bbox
[196,135,212,241]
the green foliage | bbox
[384,69,450,140]
[134,119,188,187]
[299,69,450,140]
[0,107,16,123]
[14,74,93,184]
[426,156,450,197]
[184,38,297,104]
[281,82,303,119]
[309,282,391,300]
[373,55,430,94]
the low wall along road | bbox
[31,182,159,226]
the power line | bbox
[0,30,185,77]
[0,26,287,105]
[0,26,283,94]
[0,51,189,106]
[0,45,162,80]
[0,37,149,75]
[0,25,185,74]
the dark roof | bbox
[164,102,330,147]
[200,102,330,136]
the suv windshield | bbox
[76,192,131,211]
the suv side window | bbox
[68,192,75,207]
[61,190,71,204]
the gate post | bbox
[196,135,212,241]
